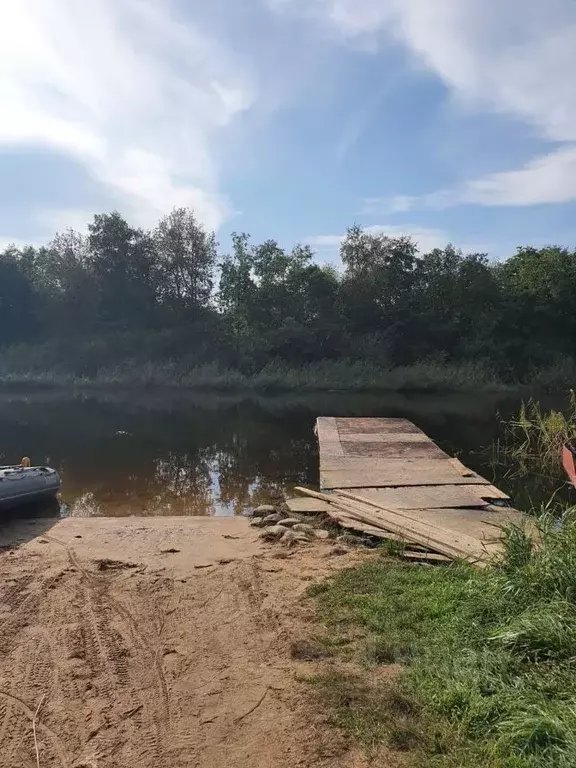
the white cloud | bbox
[362,196,417,215]
[276,0,576,208]
[279,0,576,141]
[308,234,347,249]
[427,145,576,208]
[0,0,255,232]
[39,209,96,235]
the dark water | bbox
[0,389,569,518]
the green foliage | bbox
[1,213,576,387]
[494,393,576,480]
[309,518,576,766]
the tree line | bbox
[0,208,573,380]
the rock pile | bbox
[249,504,332,547]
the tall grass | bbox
[0,357,509,393]
[493,393,576,480]
[308,514,576,766]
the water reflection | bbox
[0,389,562,517]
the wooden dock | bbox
[290,417,532,565]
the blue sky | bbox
[1,0,576,264]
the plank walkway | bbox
[302,416,530,559]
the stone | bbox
[253,504,277,516]
[292,523,315,537]
[250,518,265,528]
[280,530,298,547]
[281,529,311,548]
[326,545,350,557]
[314,529,331,540]
[278,518,301,528]
[259,525,286,541]
[262,513,283,526]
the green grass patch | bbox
[305,519,576,767]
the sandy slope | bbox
[0,516,371,768]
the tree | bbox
[154,208,217,315]
[34,230,98,333]
[339,226,419,362]
[494,246,576,371]
[88,212,158,328]
[412,246,502,362]
[0,248,37,345]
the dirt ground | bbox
[0,515,373,768]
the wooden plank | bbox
[296,487,495,563]
[315,417,344,457]
[320,465,490,490]
[348,486,490,510]
[286,494,411,542]
[448,457,476,478]
[332,498,494,563]
[480,484,511,501]
[402,507,530,544]
[320,457,459,471]
[335,418,424,435]
[337,432,430,443]
[330,510,409,541]
[285,497,333,514]
[341,440,447,459]
[332,489,526,557]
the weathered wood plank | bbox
[448,457,476,478]
[296,488,494,563]
[402,507,530,544]
[287,493,413,542]
[335,418,424,435]
[332,489,529,556]
[480,484,511,501]
[285,497,333,514]
[337,432,430,443]
[329,510,409,541]
[320,457,458,471]
[313,417,514,554]
[341,440,447,459]
[349,486,490,510]
[315,417,343,457]
[320,465,490,489]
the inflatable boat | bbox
[0,465,61,511]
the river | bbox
[0,389,569,517]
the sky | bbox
[1,0,576,263]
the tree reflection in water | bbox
[0,390,546,516]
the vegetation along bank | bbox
[299,399,576,766]
[1,209,575,390]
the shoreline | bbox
[0,514,372,768]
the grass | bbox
[493,393,576,480]
[303,516,576,767]
[0,357,509,393]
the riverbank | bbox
[1,358,574,394]
[0,515,379,768]
[0,359,513,393]
[304,517,576,767]
[4,509,574,767]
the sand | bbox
[0,515,374,768]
